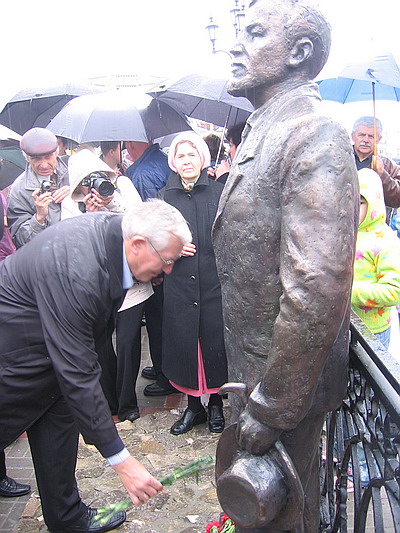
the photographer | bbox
[62,149,154,422]
[61,148,140,218]
[7,128,70,248]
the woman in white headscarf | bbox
[159,132,228,435]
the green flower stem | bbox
[93,456,215,526]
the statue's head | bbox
[228,0,331,103]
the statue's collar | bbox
[247,82,321,127]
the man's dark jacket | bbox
[0,213,125,457]
[126,143,171,200]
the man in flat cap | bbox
[7,127,70,248]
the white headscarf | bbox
[168,132,211,173]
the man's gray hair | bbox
[249,0,331,79]
[352,116,383,137]
[121,199,192,249]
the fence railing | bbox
[320,314,400,532]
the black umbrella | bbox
[47,90,192,143]
[147,73,254,128]
[0,82,105,135]
[0,125,25,189]
[0,147,26,190]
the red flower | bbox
[206,520,221,533]
[221,514,230,525]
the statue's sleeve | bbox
[247,117,359,431]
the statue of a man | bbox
[213,1,359,531]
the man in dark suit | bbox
[0,200,191,533]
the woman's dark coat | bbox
[160,170,227,390]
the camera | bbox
[39,179,52,195]
[81,172,115,197]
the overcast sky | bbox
[1,0,400,145]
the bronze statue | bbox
[212,1,359,531]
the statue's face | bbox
[228,0,291,97]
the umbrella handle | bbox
[213,107,232,168]
[372,82,379,171]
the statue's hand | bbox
[236,409,281,455]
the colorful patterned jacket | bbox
[352,168,400,333]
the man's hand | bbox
[32,189,53,224]
[181,243,196,257]
[236,409,282,456]
[215,160,230,179]
[52,185,70,204]
[112,455,163,505]
[372,155,385,176]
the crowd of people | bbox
[1,0,400,532]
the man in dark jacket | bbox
[352,116,400,223]
[125,140,174,396]
[0,200,191,533]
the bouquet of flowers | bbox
[206,513,235,532]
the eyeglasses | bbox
[147,240,176,265]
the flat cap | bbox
[20,128,58,156]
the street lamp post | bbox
[230,0,246,37]
[206,17,218,55]
[206,1,246,56]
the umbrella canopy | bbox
[47,90,191,144]
[0,147,26,190]
[317,53,400,161]
[0,124,21,143]
[0,82,105,135]
[147,73,254,128]
[317,53,400,103]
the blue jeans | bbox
[375,327,391,350]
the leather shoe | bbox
[208,405,225,433]
[0,476,31,497]
[170,408,207,435]
[144,382,178,396]
[49,506,126,533]
[119,408,140,423]
[141,366,156,380]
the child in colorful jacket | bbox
[352,168,400,349]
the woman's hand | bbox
[83,193,101,212]
[181,243,196,257]
[52,185,71,204]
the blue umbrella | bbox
[318,77,400,104]
[318,53,400,103]
[317,53,400,161]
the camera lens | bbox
[94,179,115,197]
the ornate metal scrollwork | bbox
[320,315,400,532]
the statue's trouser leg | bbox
[236,412,325,533]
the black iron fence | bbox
[320,314,400,532]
